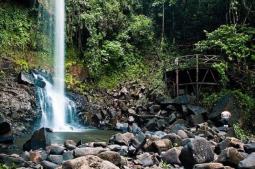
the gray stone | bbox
[161,147,182,165]
[47,144,65,155]
[41,160,59,169]
[23,128,52,151]
[180,137,215,168]
[62,155,119,169]
[193,163,224,169]
[74,147,106,157]
[238,153,255,169]
[217,147,247,166]
[63,151,74,161]
[244,143,255,154]
[64,140,76,150]
[110,133,135,146]
[47,155,63,165]
[137,153,154,167]
[98,151,121,166]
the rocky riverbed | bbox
[1,123,255,169]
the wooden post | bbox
[196,54,199,99]
[175,58,179,96]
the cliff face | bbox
[0,57,39,136]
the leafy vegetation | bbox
[0,3,34,51]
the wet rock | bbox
[47,144,65,155]
[180,137,215,168]
[61,155,119,169]
[238,153,255,169]
[217,147,247,166]
[98,151,121,166]
[136,153,154,167]
[244,143,255,154]
[193,163,224,169]
[66,92,88,113]
[41,160,59,169]
[47,155,63,165]
[74,147,106,157]
[64,140,76,150]
[23,128,52,151]
[63,151,74,161]
[161,147,182,165]
[17,72,35,86]
[110,133,135,146]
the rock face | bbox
[61,155,119,169]
[0,64,38,135]
[0,122,14,147]
[179,137,214,169]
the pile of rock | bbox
[1,126,255,169]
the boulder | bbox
[161,147,182,165]
[74,147,106,157]
[47,144,65,155]
[29,150,44,163]
[215,137,243,154]
[17,72,35,86]
[64,140,77,150]
[61,155,119,169]
[136,153,154,167]
[217,147,247,167]
[47,155,63,165]
[244,143,255,154]
[193,163,224,169]
[177,130,188,139]
[108,145,122,152]
[41,160,60,169]
[179,137,215,169]
[144,138,172,153]
[63,151,74,161]
[98,151,122,166]
[162,133,182,146]
[238,153,255,169]
[110,133,135,146]
[23,128,52,151]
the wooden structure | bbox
[165,54,222,98]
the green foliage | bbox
[0,164,9,169]
[15,59,29,71]
[160,161,171,169]
[212,62,228,85]
[233,123,249,141]
[66,0,154,79]
[195,25,254,62]
[0,3,34,50]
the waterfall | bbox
[35,0,83,131]
[34,74,80,131]
[52,0,66,131]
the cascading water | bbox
[35,0,82,131]
[52,0,66,131]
